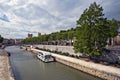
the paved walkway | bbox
[0,49,14,80]
[31,48,120,78]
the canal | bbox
[5,46,102,80]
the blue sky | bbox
[0,0,120,39]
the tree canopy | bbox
[23,28,75,44]
[0,35,3,43]
[74,2,120,56]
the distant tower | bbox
[28,33,33,38]
[38,32,41,36]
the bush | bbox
[69,54,76,58]
[62,52,69,56]
[35,47,71,57]
[57,51,62,54]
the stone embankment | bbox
[0,49,14,80]
[34,45,75,55]
[26,46,120,80]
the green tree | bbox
[108,19,120,45]
[0,35,3,43]
[74,2,110,56]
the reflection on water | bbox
[5,46,102,80]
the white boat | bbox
[37,52,55,62]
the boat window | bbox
[45,55,51,59]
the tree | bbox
[74,2,110,56]
[108,19,120,45]
[0,35,3,43]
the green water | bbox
[5,46,102,80]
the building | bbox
[15,39,23,44]
[2,39,9,44]
[113,28,120,45]
[2,39,15,45]
[114,35,120,45]
[28,33,33,38]
[38,32,41,36]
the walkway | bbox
[0,49,14,80]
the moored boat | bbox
[37,52,55,62]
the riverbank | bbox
[34,45,75,55]
[0,49,14,80]
[26,46,120,80]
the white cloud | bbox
[0,0,120,39]
[0,0,10,3]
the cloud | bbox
[13,3,57,20]
[0,0,10,4]
[0,14,10,22]
[0,0,120,39]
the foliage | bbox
[0,35,3,43]
[35,47,71,57]
[107,19,120,45]
[23,28,75,44]
[23,2,120,57]
[74,2,120,56]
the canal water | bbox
[5,46,102,80]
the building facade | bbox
[28,33,33,38]
[114,35,120,45]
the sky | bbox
[0,0,120,39]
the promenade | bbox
[0,49,14,80]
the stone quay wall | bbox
[29,47,120,80]
[34,45,77,55]
[0,49,14,80]
[55,57,119,80]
